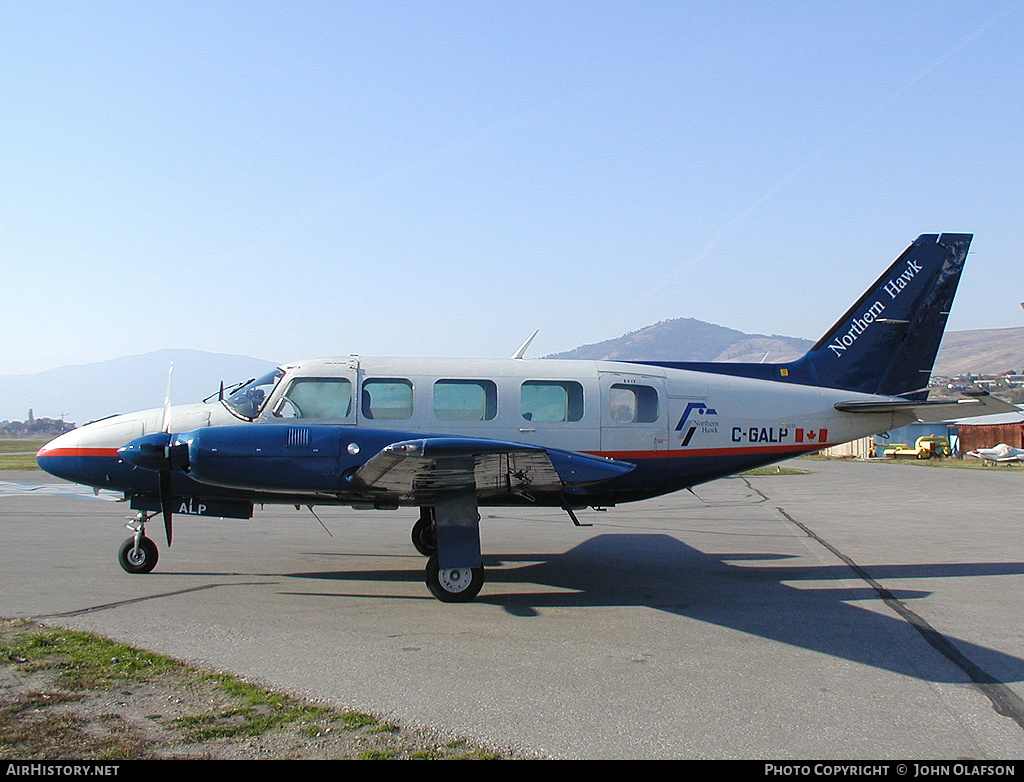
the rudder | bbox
[789,233,971,398]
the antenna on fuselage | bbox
[511,329,539,359]
[305,505,332,536]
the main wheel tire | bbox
[425,555,484,602]
[118,536,158,574]
[411,515,437,556]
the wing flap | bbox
[351,437,634,502]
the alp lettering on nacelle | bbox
[178,499,208,515]
[130,495,254,520]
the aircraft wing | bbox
[351,437,635,501]
[834,392,1021,423]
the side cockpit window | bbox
[224,369,284,420]
[274,378,353,420]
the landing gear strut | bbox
[418,483,485,602]
[118,512,159,574]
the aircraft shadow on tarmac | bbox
[287,533,1024,686]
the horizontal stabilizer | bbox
[834,392,1020,423]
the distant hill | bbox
[547,318,1024,378]
[0,349,280,426]
[932,327,1024,377]
[546,317,813,363]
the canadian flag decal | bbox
[795,428,828,443]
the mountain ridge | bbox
[3,323,1021,426]
[0,349,279,426]
[544,317,813,363]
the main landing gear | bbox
[411,506,438,556]
[118,512,159,574]
[424,555,484,603]
[412,500,485,603]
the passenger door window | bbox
[609,383,659,423]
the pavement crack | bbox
[32,582,270,619]
[776,504,1024,734]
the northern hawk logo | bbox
[675,402,719,447]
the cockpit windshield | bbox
[222,369,284,420]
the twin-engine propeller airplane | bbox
[37,233,1016,601]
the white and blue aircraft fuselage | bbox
[37,233,1013,601]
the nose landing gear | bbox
[118,512,159,574]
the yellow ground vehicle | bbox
[880,436,951,459]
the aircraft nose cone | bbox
[34,429,80,478]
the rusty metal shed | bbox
[956,420,1024,453]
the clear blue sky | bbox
[3,1,1022,376]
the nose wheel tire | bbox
[118,536,159,574]
[425,555,484,602]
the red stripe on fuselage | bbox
[592,443,832,461]
[36,444,830,463]
[35,447,120,458]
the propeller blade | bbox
[160,363,174,434]
[159,470,174,547]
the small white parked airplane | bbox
[38,233,1016,601]
[967,443,1024,465]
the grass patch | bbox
[3,626,179,689]
[0,438,49,469]
[0,453,42,470]
[800,454,1020,470]
[0,439,50,454]
[740,466,812,476]
[1,620,507,759]
[172,672,340,742]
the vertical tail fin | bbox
[632,234,972,398]
[789,233,971,398]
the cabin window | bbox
[521,380,584,422]
[274,378,352,420]
[433,379,497,421]
[609,384,659,423]
[362,378,414,420]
